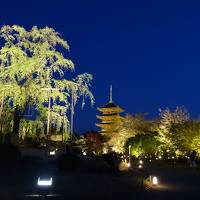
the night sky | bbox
[1,0,200,133]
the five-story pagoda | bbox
[96,86,124,140]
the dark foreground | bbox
[0,160,142,200]
[0,158,200,200]
[141,167,200,200]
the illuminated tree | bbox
[157,107,189,153]
[19,119,44,140]
[70,135,88,154]
[107,114,155,153]
[0,25,94,143]
[170,120,200,156]
[84,131,104,154]
[55,73,94,139]
[126,133,159,158]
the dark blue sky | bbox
[1,0,200,133]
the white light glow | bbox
[138,164,142,168]
[103,148,108,154]
[83,151,86,156]
[37,177,52,186]
[50,151,55,156]
[152,176,158,185]
[127,162,131,167]
[139,160,143,164]
[158,156,162,159]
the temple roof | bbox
[97,103,124,113]
[97,113,119,117]
[99,102,118,108]
[96,114,122,121]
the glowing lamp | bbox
[127,162,131,167]
[83,151,87,156]
[139,160,143,164]
[152,176,158,185]
[158,156,162,159]
[138,164,142,169]
[37,177,52,187]
[50,151,55,156]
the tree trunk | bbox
[11,107,21,145]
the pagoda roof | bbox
[96,122,112,126]
[96,122,114,128]
[97,102,124,113]
[96,114,122,121]
[97,113,119,117]
[99,102,118,108]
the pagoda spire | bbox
[109,85,113,103]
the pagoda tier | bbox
[97,102,124,114]
[96,113,122,121]
[96,122,118,129]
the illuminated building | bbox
[96,86,124,140]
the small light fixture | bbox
[50,151,55,156]
[138,164,142,169]
[83,151,87,156]
[139,160,143,164]
[37,177,53,187]
[152,176,158,185]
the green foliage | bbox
[0,102,13,134]
[0,25,74,109]
[126,133,160,158]
[107,114,155,153]
[19,119,44,139]
[170,120,200,156]
[0,25,94,142]
[73,136,87,152]
[157,107,189,153]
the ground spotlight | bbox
[37,177,53,186]
[37,177,53,196]
[152,176,158,185]
[50,151,56,156]
[138,164,142,169]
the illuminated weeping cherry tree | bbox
[0,25,94,144]
[55,73,94,140]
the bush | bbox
[102,152,121,174]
